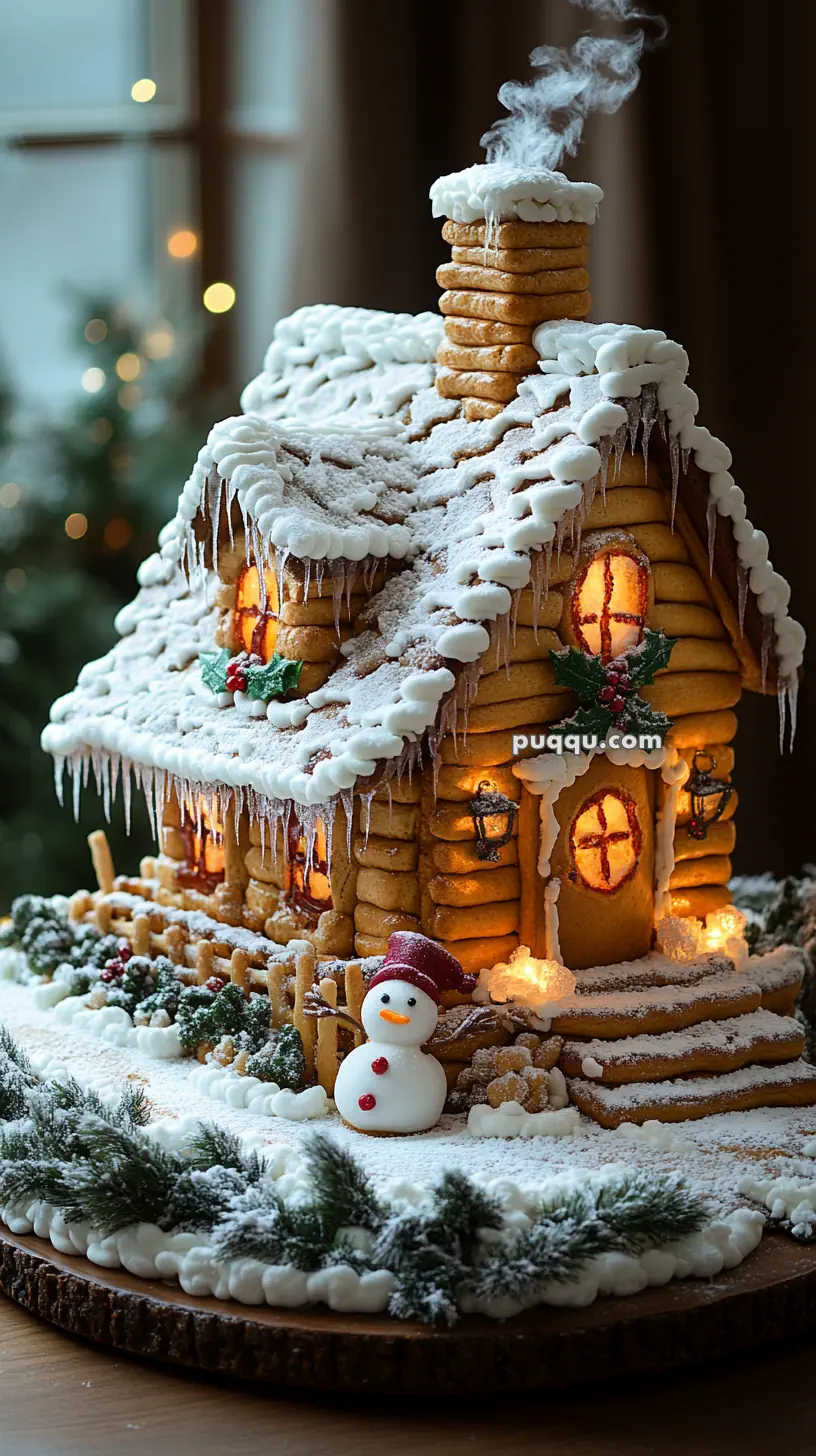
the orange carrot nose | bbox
[379,1009,411,1025]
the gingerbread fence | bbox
[72,832,366,1096]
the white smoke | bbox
[481,0,666,172]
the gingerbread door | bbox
[519,757,656,970]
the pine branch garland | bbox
[0,1024,716,1323]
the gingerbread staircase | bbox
[551,947,816,1126]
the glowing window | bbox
[232,565,279,661]
[569,789,642,894]
[286,816,332,924]
[573,549,649,660]
[176,800,225,894]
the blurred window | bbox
[0,0,304,409]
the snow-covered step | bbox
[559,1010,805,1085]
[570,946,805,1015]
[551,972,761,1041]
[568,1058,816,1128]
[571,950,732,996]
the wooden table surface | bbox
[2,1293,815,1456]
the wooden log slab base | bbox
[3,1226,816,1395]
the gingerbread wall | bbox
[155,447,741,973]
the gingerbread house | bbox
[40,165,812,1122]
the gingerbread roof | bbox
[42,306,805,822]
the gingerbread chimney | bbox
[429,164,603,421]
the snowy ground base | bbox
[1,978,815,1319]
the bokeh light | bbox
[84,318,107,344]
[0,482,21,508]
[144,324,175,359]
[5,568,27,592]
[64,513,88,540]
[81,367,106,394]
[118,384,142,411]
[115,352,142,381]
[202,282,236,314]
[168,230,198,259]
[104,518,133,551]
[89,417,113,444]
[131,79,156,103]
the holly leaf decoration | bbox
[563,702,615,739]
[619,695,673,740]
[244,654,303,702]
[200,648,230,695]
[624,629,677,690]
[552,645,609,698]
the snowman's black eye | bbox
[380,993,390,1004]
[407,997,416,1007]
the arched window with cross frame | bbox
[570,536,651,662]
[568,787,643,894]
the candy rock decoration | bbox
[333,932,475,1134]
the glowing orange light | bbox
[167,229,198,259]
[234,564,279,660]
[574,549,649,660]
[570,789,642,893]
[104,517,133,551]
[477,945,576,1010]
[65,512,88,540]
[287,817,332,923]
[176,799,225,892]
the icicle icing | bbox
[737,562,749,636]
[706,497,718,577]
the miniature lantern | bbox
[686,751,734,841]
[469,780,518,861]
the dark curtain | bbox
[295,0,815,876]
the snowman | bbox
[333,932,476,1135]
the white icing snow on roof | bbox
[240,304,445,430]
[429,163,603,225]
[42,307,805,814]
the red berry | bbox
[599,685,615,703]
[371,1057,389,1075]
[205,976,227,994]
[358,1093,376,1111]
[605,671,619,687]
[617,674,632,691]
[99,967,116,983]
[610,696,625,714]
[609,658,626,672]
[118,944,132,963]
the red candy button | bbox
[371,1057,389,1075]
[358,1093,376,1111]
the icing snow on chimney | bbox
[430,164,602,421]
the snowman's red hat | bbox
[368,931,476,1004]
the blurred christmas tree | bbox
[0,298,225,910]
